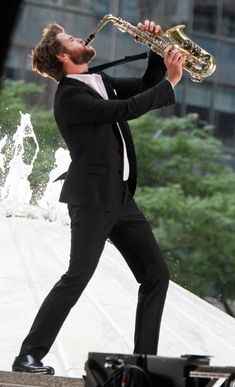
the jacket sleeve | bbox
[102,51,167,99]
[59,79,175,125]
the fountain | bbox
[1,113,39,204]
[0,113,235,379]
[39,147,71,224]
[0,112,70,222]
[0,134,7,172]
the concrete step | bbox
[0,371,84,387]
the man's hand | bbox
[137,20,185,87]
[164,45,185,87]
[137,19,164,38]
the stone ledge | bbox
[0,371,84,387]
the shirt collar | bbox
[66,73,108,100]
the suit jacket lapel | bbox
[61,74,117,100]
[100,73,118,100]
[59,76,104,100]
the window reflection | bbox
[30,0,63,4]
[64,0,94,11]
[187,81,212,109]
[215,85,235,114]
[218,42,235,84]
[186,105,210,122]
[193,0,218,34]
[215,111,235,146]
[96,0,110,15]
[222,0,235,37]
[120,0,139,22]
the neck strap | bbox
[89,51,148,73]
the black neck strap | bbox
[89,51,148,73]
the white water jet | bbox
[0,112,70,223]
[0,134,7,172]
[39,147,70,224]
[0,112,39,216]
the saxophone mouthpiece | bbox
[85,33,95,46]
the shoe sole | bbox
[12,367,54,375]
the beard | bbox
[66,46,96,65]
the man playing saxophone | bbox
[12,19,185,374]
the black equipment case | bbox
[84,352,235,387]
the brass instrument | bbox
[85,14,216,83]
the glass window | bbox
[186,105,210,122]
[29,0,63,4]
[221,0,235,38]
[138,0,152,21]
[187,81,212,108]
[214,111,235,145]
[193,0,219,34]
[183,81,212,122]
[214,85,235,145]
[215,85,235,114]
[182,82,212,122]
[218,42,235,85]
[119,0,139,22]
[164,0,192,27]
[64,0,94,12]
[96,0,110,15]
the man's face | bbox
[57,32,96,65]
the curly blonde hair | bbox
[32,23,65,82]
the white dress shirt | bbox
[67,73,130,181]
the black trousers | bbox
[19,184,169,360]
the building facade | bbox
[4,0,235,152]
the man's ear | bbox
[56,53,67,62]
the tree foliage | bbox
[130,113,235,315]
[0,80,43,134]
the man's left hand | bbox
[137,20,164,37]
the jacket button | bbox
[118,169,122,175]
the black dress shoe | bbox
[12,354,55,374]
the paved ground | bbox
[1,212,235,378]
[0,371,84,386]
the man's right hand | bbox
[164,45,185,87]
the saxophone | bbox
[85,14,216,83]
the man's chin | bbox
[87,50,96,64]
[68,46,96,65]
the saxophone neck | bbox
[85,14,122,46]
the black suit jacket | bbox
[54,52,175,211]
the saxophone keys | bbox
[203,54,211,63]
[191,45,201,56]
[191,75,203,83]
[202,64,209,71]
[185,59,193,69]
[182,39,192,50]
